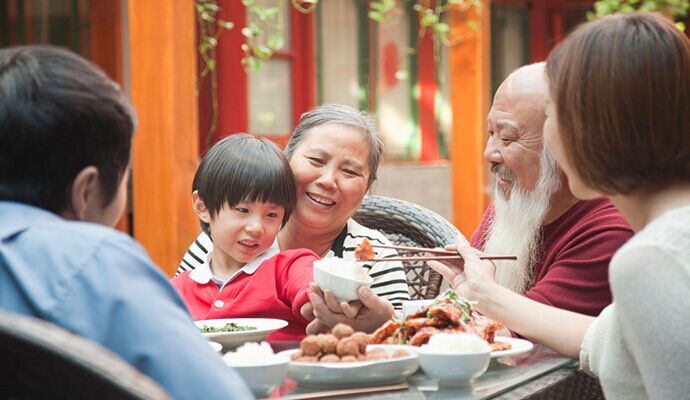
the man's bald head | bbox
[498,62,548,110]
[486,62,550,197]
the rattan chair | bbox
[353,195,460,299]
[520,369,605,400]
[0,310,170,400]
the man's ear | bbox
[68,166,100,221]
[192,190,212,223]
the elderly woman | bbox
[432,12,690,399]
[178,104,410,333]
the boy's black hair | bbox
[0,45,135,213]
[193,134,296,235]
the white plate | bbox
[491,337,533,358]
[278,344,419,388]
[195,318,288,350]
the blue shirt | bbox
[0,202,253,399]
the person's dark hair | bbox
[193,134,296,235]
[284,104,383,188]
[546,12,690,194]
[0,45,135,213]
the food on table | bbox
[201,322,257,333]
[369,289,511,352]
[290,323,410,363]
[364,347,389,361]
[354,238,375,261]
[313,257,372,282]
[318,334,339,353]
[332,323,354,339]
[489,340,513,352]
[320,354,340,363]
[392,348,411,358]
[336,337,359,356]
[423,332,491,353]
[351,331,369,353]
[223,342,278,366]
[300,335,321,356]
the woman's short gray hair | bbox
[284,104,383,188]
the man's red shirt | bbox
[471,197,633,316]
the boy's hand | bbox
[305,319,330,335]
[299,302,316,321]
[309,284,394,333]
[310,283,363,318]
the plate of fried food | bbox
[370,290,533,358]
[278,323,419,388]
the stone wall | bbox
[370,162,453,222]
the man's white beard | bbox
[483,150,561,293]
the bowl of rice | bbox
[313,257,374,302]
[223,342,289,397]
[416,333,492,386]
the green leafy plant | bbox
[370,0,482,46]
[240,0,286,72]
[195,0,234,150]
[588,0,689,31]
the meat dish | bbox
[370,290,511,352]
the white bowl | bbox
[226,356,289,397]
[313,261,373,302]
[416,348,491,386]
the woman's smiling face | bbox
[288,123,371,232]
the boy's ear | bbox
[192,191,212,223]
[65,166,100,222]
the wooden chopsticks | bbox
[268,383,409,400]
[369,255,516,262]
[369,244,457,255]
[368,244,517,262]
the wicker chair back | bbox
[0,310,170,400]
[353,195,459,299]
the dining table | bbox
[265,341,602,400]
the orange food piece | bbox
[490,341,512,352]
[355,238,375,261]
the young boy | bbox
[171,134,318,340]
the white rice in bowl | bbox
[314,257,372,282]
[223,342,282,366]
[423,333,491,354]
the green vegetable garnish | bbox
[201,322,257,333]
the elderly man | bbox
[464,63,632,316]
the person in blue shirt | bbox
[0,45,252,399]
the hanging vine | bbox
[195,0,233,151]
